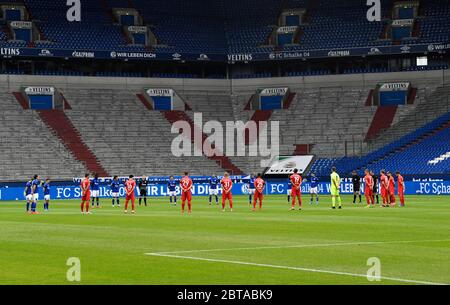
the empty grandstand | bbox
[0,0,449,182]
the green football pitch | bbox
[0,195,449,285]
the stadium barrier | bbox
[1,178,449,201]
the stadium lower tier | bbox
[310,112,450,176]
[0,70,449,181]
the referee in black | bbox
[351,171,362,204]
[138,176,149,206]
[370,170,379,204]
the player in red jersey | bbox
[124,175,137,214]
[363,169,374,207]
[387,172,396,207]
[380,170,389,207]
[290,168,303,210]
[180,172,193,214]
[253,173,265,211]
[396,171,405,207]
[220,172,233,212]
[80,173,91,214]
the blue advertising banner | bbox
[1,178,449,201]
[1,42,449,63]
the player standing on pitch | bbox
[330,167,342,209]
[387,171,396,207]
[380,170,389,207]
[167,175,177,205]
[24,178,33,213]
[287,176,292,204]
[396,171,405,207]
[110,176,120,207]
[30,174,41,214]
[370,170,379,204]
[364,169,374,208]
[80,174,91,214]
[253,173,265,211]
[124,175,136,214]
[290,169,303,210]
[248,174,256,205]
[91,173,101,208]
[138,176,148,206]
[180,172,193,214]
[208,175,219,205]
[309,172,319,205]
[220,172,233,212]
[351,171,362,204]
[43,179,51,211]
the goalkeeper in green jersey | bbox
[330,167,342,209]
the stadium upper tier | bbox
[0,0,449,56]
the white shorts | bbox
[209,189,218,195]
[248,188,255,195]
[287,189,292,195]
[168,190,176,196]
[26,194,33,201]
[112,192,119,198]
[33,194,39,201]
[91,190,100,198]
[44,195,50,201]
[310,187,318,195]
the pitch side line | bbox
[145,239,450,255]
[145,252,447,285]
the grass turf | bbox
[0,195,449,285]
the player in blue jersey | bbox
[167,175,177,205]
[43,179,51,211]
[209,175,219,205]
[91,173,101,208]
[30,174,41,214]
[24,179,33,213]
[110,176,120,207]
[248,174,256,205]
[309,173,320,205]
[287,177,292,203]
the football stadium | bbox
[0,0,449,289]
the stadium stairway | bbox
[38,110,109,177]
[136,93,153,110]
[13,92,29,109]
[161,110,244,175]
[365,105,398,141]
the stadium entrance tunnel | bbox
[138,88,190,111]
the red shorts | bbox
[254,191,263,201]
[398,188,404,195]
[126,194,135,201]
[381,188,388,197]
[222,192,232,200]
[82,191,90,201]
[365,188,372,196]
[181,191,192,202]
[291,188,301,197]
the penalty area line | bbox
[145,252,448,285]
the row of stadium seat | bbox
[0,0,448,56]
[2,65,448,79]
[310,111,450,176]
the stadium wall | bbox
[1,69,449,91]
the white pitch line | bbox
[146,252,448,285]
[145,239,450,255]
